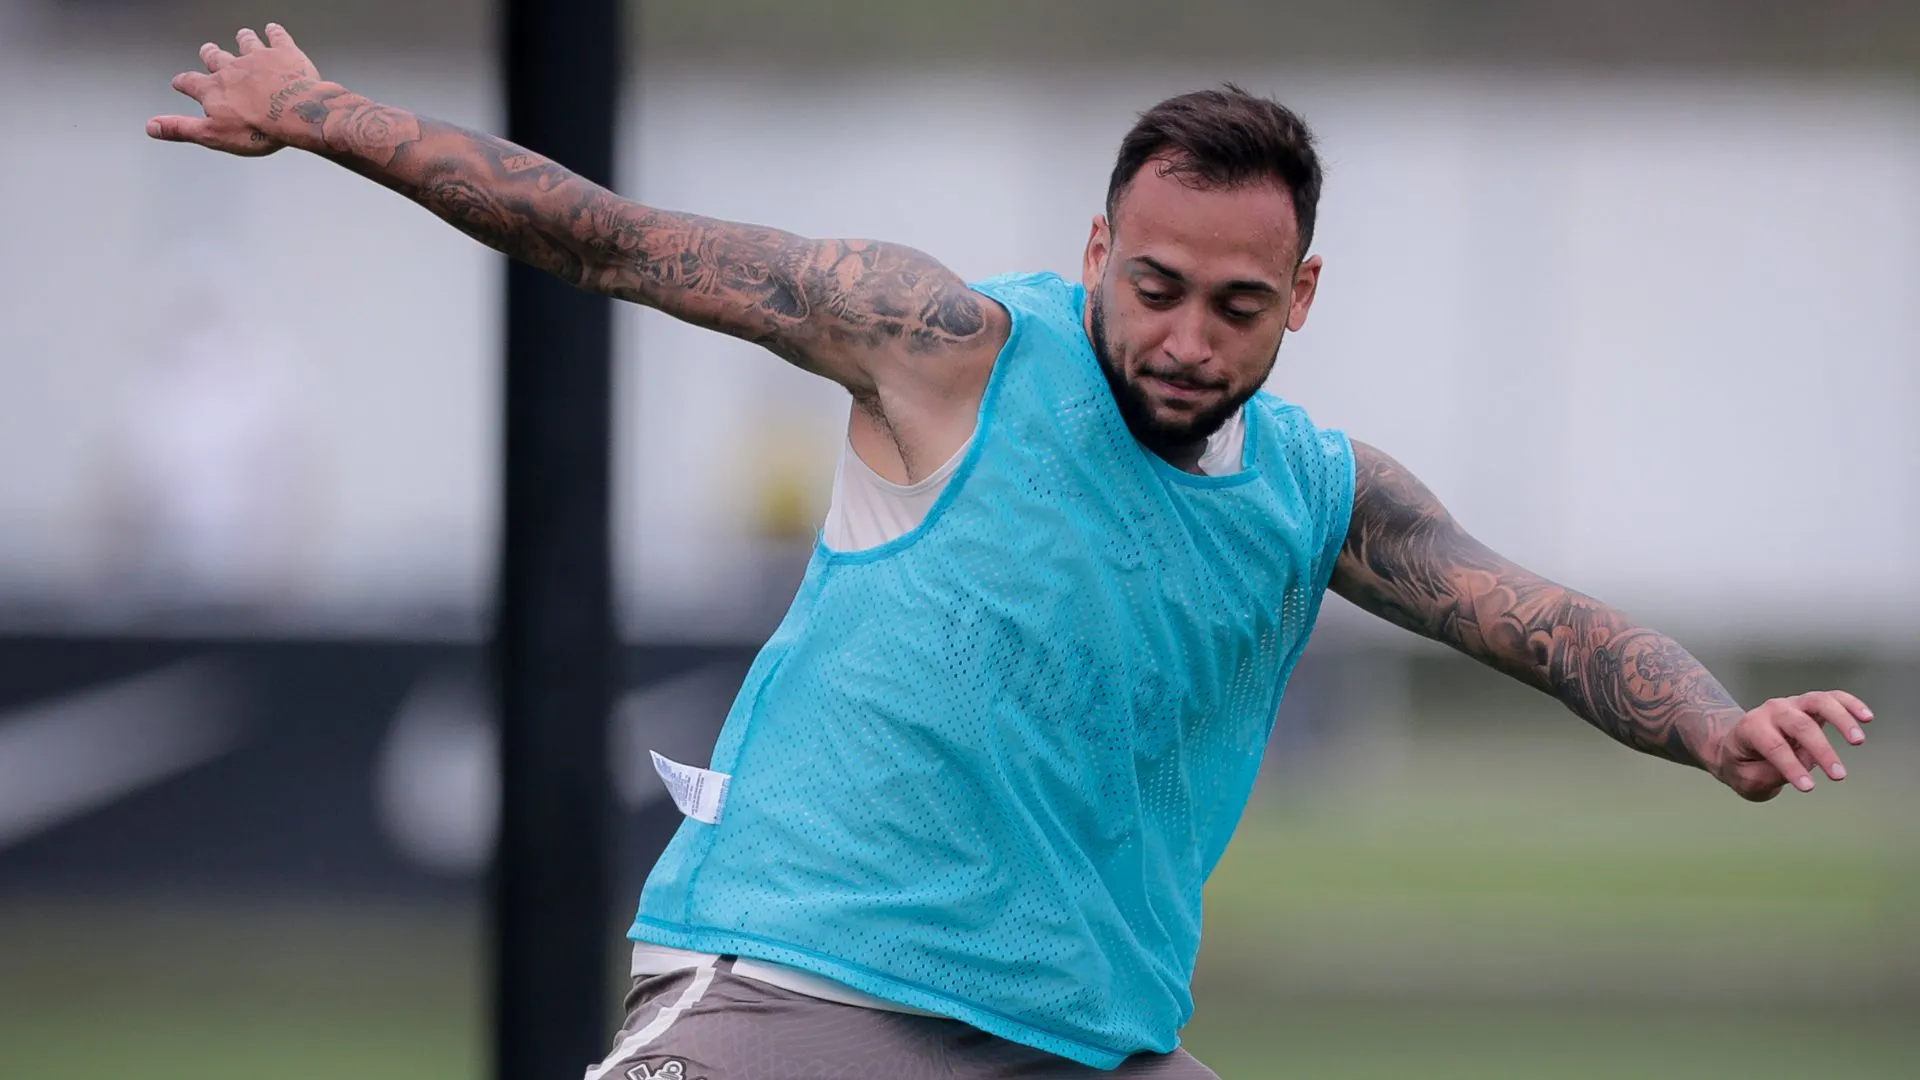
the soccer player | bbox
[151,26,1876,1079]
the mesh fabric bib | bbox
[631,271,1355,1068]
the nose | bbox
[1162,302,1212,368]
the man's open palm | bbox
[148,23,318,156]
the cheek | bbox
[1112,312,1174,364]
[1224,334,1283,387]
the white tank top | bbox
[823,406,1248,552]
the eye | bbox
[1136,284,1177,308]
[1221,304,1263,323]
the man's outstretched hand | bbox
[148,23,322,156]
[1703,690,1874,802]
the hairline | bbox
[1105,162,1309,268]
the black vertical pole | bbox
[492,0,623,1077]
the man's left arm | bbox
[1327,440,1873,802]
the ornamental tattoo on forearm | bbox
[1329,442,1742,767]
[277,85,988,375]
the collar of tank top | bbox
[822,407,1248,552]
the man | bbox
[151,26,1875,1079]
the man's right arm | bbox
[148,25,1004,399]
[286,92,995,392]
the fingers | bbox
[1779,707,1847,782]
[1820,690,1874,726]
[264,23,297,49]
[146,115,213,143]
[236,27,265,55]
[1792,743,1818,774]
[1798,691,1868,746]
[1748,721,1815,793]
[199,42,236,73]
[170,70,210,101]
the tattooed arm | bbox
[1328,440,1874,801]
[145,25,1004,404]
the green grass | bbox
[1180,726,1920,1076]
[3,728,1914,1078]
[0,904,482,1080]
[2,1000,473,1080]
[1183,1000,1920,1079]
[1195,729,1920,1002]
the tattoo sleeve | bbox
[1328,441,1743,768]
[272,84,996,389]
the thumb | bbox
[147,115,211,143]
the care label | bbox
[649,751,730,824]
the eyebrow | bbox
[1130,255,1280,298]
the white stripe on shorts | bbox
[631,943,942,1018]
[583,958,718,1080]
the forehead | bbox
[1111,162,1301,282]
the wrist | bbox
[1683,707,1743,774]
[270,80,352,151]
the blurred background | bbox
[2,1,1917,1077]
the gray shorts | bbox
[583,958,1219,1080]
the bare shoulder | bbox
[1344,439,1460,541]
[1329,439,1500,641]
[795,239,1010,393]
[600,216,1007,398]
[800,240,1007,353]
[804,243,1009,481]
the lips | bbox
[1143,373,1220,403]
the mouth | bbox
[1142,373,1221,405]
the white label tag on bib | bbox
[649,751,731,824]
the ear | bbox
[1286,254,1323,333]
[1082,214,1111,295]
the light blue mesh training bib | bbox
[631,271,1354,1069]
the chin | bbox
[1128,411,1213,450]
[1104,364,1236,449]
[1154,398,1231,434]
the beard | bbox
[1088,286,1273,456]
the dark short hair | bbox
[1106,84,1323,261]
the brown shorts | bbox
[582,958,1219,1080]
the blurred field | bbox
[7,4,1919,1078]
[3,724,1913,1080]
[1189,720,1920,1078]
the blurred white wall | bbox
[1,42,1914,645]
[0,48,504,631]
